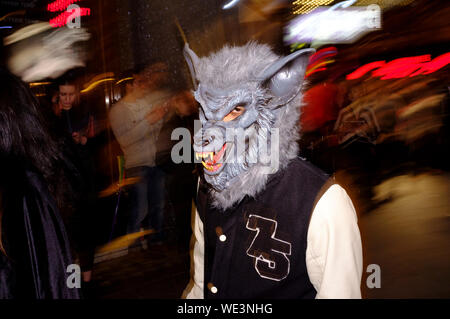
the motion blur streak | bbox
[5,23,90,82]
[361,171,450,298]
[346,53,450,80]
[48,0,83,12]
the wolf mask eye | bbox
[223,103,247,122]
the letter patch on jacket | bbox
[245,214,291,281]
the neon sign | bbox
[346,52,450,80]
[48,0,83,12]
[47,0,91,28]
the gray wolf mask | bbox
[184,42,314,210]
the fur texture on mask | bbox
[193,42,306,210]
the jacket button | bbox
[215,226,223,236]
[216,227,226,242]
[207,283,218,294]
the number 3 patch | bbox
[246,214,291,281]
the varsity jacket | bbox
[196,157,337,299]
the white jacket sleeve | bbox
[306,184,363,299]
[182,207,205,299]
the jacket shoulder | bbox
[289,157,330,182]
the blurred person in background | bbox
[109,62,172,243]
[155,90,199,252]
[0,67,79,299]
[46,72,98,296]
[53,74,94,144]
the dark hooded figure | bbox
[0,67,80,299]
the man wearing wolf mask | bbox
[182,42,363,299]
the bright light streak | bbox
[306,67,327,77]
[0,10,25,22]
[223,0,240,10]
[293,0,334,15]
[285,5,381,44]
[346,61,386,80]
[305,60,335,77]
[81,78,115,93]
[308,59,335,72]
[329,0,357,10]
[49,7,91,28]
[304,46,337,77]
[48,0,83,12]
[346,53,450,80]
[115,77,134,85]
[29,82,52,87]
[309,46,337,64]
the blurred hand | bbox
[146,104,168,125]
[72,132,88,145]
[173,91,197,117]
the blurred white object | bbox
[4,22,91,82]
[223,0,240,10]
[285,4,381,44]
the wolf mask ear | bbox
[258,48,315,105]
[183,43,200,90]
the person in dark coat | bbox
[0,67,80,299]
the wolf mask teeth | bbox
[184,42,314,210]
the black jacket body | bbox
[197,157,332,299]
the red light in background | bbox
[346,61,386,80]
[410,52,450,76]
[49,7,91,28]
[48,0,82,12]
[47,0,91,28]
[372,55,430,80]
[346,53,450,80]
